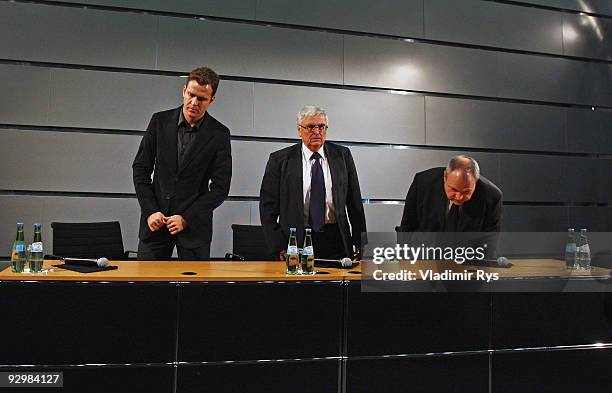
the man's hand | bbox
[147,212,167,232]
[279,249,286,262]
[166,215,187,235]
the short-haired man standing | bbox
[400,155,502,233]
[133,66,231,260]
[260,106,366,261]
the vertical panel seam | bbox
[46,68,52,126]
[423,96,427,145]
[564,107,569,153]
[560,12,566,56]
[341,35,345,85]
[155,16,160,70]
[251,82,255,134]
[422,0,425,38]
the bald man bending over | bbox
[399,155,502,233]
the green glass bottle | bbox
[11,222,26,273]
[29,223,44,273]
[301,228,315,275]
[286,228,299,275]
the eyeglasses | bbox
[299,124,328,132]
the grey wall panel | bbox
[48,69,182,130]
[499,155,565,202]
[605,65,612,107]
[563,158,601,202]
[0,2,157,69]
[601,110,612,154]
[599,160,612,203]
[253,83,425,144]
[425,97,566,152]
[469,152,501,186]
[495,52,603,106]
[0,65,51,126]
[563,13,612,60]
[210,201,253,257]
[231,140,498,201]
[0,3,46,64]
[566,108,604,154]
[230,141,293,197]
[0,65,252,132]
[344,36,499,97]
[363,203,405,232]
[516,1,612,16]
[0,132,299,199]
[501,206,568,231]
[250,201,261,225]
[600,209,612,232]
[40,196,141,254]
[158,18,343,83]
[256,0,423,37]
[0,130,138,193]
[208,81,254,134]
[51,0,257,19]
[569,207,606,231]
[0,195,255,259]
[425,0,563,54]
[351,146,499,200]
[345,37,608,106]
[0,195,140,258]
[0,196,45,257]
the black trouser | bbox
[137,233,211,261]
[311,223,348,260]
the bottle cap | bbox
[34,223,42,229]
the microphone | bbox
[463,257,513,268]
[496,256,513,268]
[314,257,355,269]
[63,257,110,268]
[224,253,246,261]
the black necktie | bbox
[309,152,326,232]
[444,204,460,232]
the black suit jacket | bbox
[132,107,232,248]
[259,142,367,258]
[400,167,502,233]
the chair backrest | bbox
[231,224,276,261]
[51,221,126,260]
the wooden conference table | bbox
[1,260,611,393]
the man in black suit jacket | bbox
[133,67,231,260]
[260,106,366,261]
[399,156,502,256]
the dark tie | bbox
[444,204,460,232]
[309,152,326,232]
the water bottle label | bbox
[15,244,25,252]
[287,246,298,255]
[579,245,590,253]
[31,242,43,252]
[303,246,314,256]
[565,244,576,252]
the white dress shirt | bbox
[302,143,336,226]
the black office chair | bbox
[51,221,137,260]
[226,224,276,261]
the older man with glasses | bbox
[260,106,367,262]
